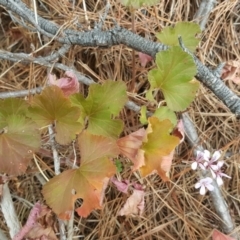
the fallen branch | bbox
[0,183,21,238]
[194,0,217,30]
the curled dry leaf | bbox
[111,177,130,194]
[138,52,153,67]
[221,60,240,84]
[118,189,144,216]
[48,71,79,96]
[172,119,185,144]
[117,128,145,164]
[13,202,57,240]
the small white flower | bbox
[191,150,208,170]
[211,161,231,186]
[195,177,215,195]
[204,150,221,169]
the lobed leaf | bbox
[147,47,199,111]
[153,107,177,126]
[0,115,40,175]
[134,117,180,180]
[157,22,201,52]
[28,86,82,145]
[71,80,127,138]
[42,131,119,219]
[0,98,29,128]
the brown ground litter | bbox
[0,0,239,239]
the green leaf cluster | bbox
[147,46,199,111]
[157,22,201,52]
[71,80,128,138]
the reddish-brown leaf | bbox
[0,115,40,175]
[42,131,119,219]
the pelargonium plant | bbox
[191,150,231,195]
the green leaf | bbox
[42,131,119,219]
[153,107,177,126]
[120,0,159,8]
[71,80,127,138]
[115,159,123,173]
[156,22,201,52]
[0,98,29,128]
[147,46,199,111]
[140,106,148,125]
[28,86,82,145]
[0,98,29,117]
[0,115,40,175]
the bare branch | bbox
[194,0,217,31]
[0,50,94,85]
[0,183,21,238]
[178,37,240,117]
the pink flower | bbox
[211,161,231,186]
[191,150,209,170]
[195,177,214,195]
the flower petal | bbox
[203,150,210,160]
[220,173,231,179]
[217,161,224,168]
[199,186,206,195]
[199,164,206,170]
[206,184,214,191]
[191,162,198,170]
[210,169,217,179]
[216,176,223,186]
[195,182,201,189]
[212,151,221,161]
